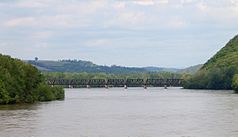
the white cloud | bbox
[168,18,187,28]
[230,0,238,15]
[84,39,112,47]
[16,0,49,8]
[5,17,36,27]
[133,0,155,6]
[4,14,90,28]
[196,2,208,12]
[180,0,194,4]
[31,31,52,40]
[113,2,126,9]
[34,42,49,48]
[106,11,146,29]
[157,0,169,4]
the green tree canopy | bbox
[0,54,64,104]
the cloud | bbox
[4,14,91,29]
[31,31,52,40]
[168,18,187,28]
[16,0,49,8]
[180,0,195,4]
[196,2,208,12]
[109,11,146,28]
[133,0,155,6]
[3,0,237,30]
[84,39,112,47]
[113,2,126,9]
[33,42,49,48]
[5,17,36,27]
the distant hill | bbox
[26,59,188,74]
[183,35,238,89]
[144,67,179,73]
[177,64,203,74]
[27,60,147,74]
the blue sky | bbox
[0,0,238,68]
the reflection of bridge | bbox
[47,79,183,88]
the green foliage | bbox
[183,35,238,90]
[232,75,238,93]
[0,54,65,104]
[0,80,10,104]
[177,64,203,74]
[43,71,182,80]
[34,83,64,101]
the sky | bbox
[0,0,238,68]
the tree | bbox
[35,57,38,61]
[0,80,10,104]
[0,53,65,104]
[232,74,238,93]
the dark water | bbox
[0,88,238,137]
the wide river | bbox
[0,88,238,137]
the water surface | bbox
[0,88,238,137]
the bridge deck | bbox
[47,79,183,88]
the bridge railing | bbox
[47,78,183,88]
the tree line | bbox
[43,71,182,80]
[0,54,64,104]
[182,66,238,90]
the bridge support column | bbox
[124,85,127,89]
[105,85,109,89]
[143,85,147,89]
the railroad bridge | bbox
[47,79,183,88]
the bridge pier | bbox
[68,85,73,88]
[124,85,127,89]
[143,85,147,89]
[105,85,109,89]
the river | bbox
[0,88,238,137]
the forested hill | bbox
[183,35,238,90]
[202,35,238,70]
[27,60,179,74]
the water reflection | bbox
[0,103,39,110]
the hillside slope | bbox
[27,60,182,74]
[202,35,238,70]
[177,64,203,74]
[183,35,238,89]
[27,60,147,74]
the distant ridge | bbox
[26,59,199,74]
[177,64,203,74]
[27,60,147,74]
